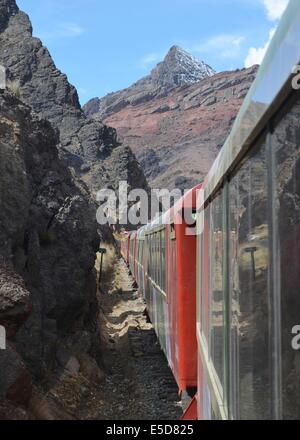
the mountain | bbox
[0,0,148,195]
[0,0,148,417]
[84,48,257,190]
[84,46,215,119]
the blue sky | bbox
[18,0,288,104]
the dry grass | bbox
[6,79,21,98]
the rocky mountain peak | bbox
[84,46,216,118]
[85,65,258,190]
[0,0,150,198]
[150,45,215,88]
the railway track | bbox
[98,257,182,420]
[128,325,182,417]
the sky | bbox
[18,0,289,105]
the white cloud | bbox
[139,52,163,69]
[244,1,288,67]
[39,22,84,41]
[60,23,84,37]
[245,27,276,67]
[191,34,245,60]
[78,87,88,96]
[263,0,289,21]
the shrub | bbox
[6,79,21,98]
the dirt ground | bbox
[29,244,182,420]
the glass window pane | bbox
[273,96,300,419]
[228,138,271,420]
[201,205,211,342]
[210,192,224,389]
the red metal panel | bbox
[175,216,197,391]
[181,396,198,420]
[133,231,138,280]
[126,234,130,264]
[166,184,202,392]
[166,224,180,384]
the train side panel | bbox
[166,225,179,383]
[146,228,169,358]
[175,216,198,391]
[195,1,300,419]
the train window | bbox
[153,233,157,284]
[158,231,161,288]
[151,234,154,281]
[154,234,156,283]
[228,137,271,420]
[152,233,155,282]
[155,233,158,284]
[170,223,176,240]
[158,231,161,287]
[158,232,160,287]
[156,232,159,287]
[161,228,166,292]
[141,239,144,268]
[155,232,158,285]
[158,232,161,286]
[209,192,225,391]
[161,229,164,291]
[200,205,211,343]
[148,235,152,279]
[272,95,300,419]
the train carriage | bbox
[135,225,149,298]
[128,231,138,280]
[120,231,130,263]
[142,185,202,394]
[193,0,300,420]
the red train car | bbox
[185,2,300,420]
[168,185,202,394]
[137,184,202,395]
[120,231,130,263]
[129,230,138,281]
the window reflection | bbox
[229,139,271,420]
[210,193,224,390]
[273,96,300,419]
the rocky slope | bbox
[0,90,100,417]
[85,48,257,190]
[0,0,152,419]
[0,0,148,195]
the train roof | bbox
[169,183,202,222]
[143,183,202,234]
[204,0,300,202]
[129,230,137,240]
[136,224,151,239]
[127,183,203,238]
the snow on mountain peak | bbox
[150,45,215,88]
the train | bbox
[118,0,300,420]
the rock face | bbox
[0,0,150,417]
[85,50,257,190]
[0,90,99,413]
[0,0,148,194]
[0,258,32,409]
